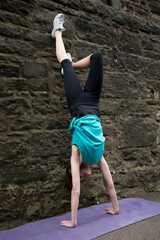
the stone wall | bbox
[0,0,160,230]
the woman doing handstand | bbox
[51,13,119,228]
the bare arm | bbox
[97,156,119,214]
[70,154,80,225]
[60,151,80,227]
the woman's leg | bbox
[84,52,103,98]
[55,30,68,63]
[97,156,119,214]
[55,30,83,108]
[72,54,93,70]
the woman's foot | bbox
[51,13,66,38]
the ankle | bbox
[55,30,62,37]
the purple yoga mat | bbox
[0,198,160,240]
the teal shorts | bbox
[69,115,105,164]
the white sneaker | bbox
[51,13,66,38]
[61,53,74,76]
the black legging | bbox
[61,52,103,118]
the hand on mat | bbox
[60,220,77,228]
[105,208,119,215]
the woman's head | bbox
[80,163,92,179]
[64,163,92,191]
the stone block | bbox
[0,24,21,39]
[119,187,146,198]
[50,0,67,5]
[74,18,108,45]
[114,172,140,188]
[31,9,54,34]
[0,166,47,184]
[62,19,74,39]
[0,119,8,132]
[0,12,28,27]
[144,51,160,60]
[39,0,66,11]
[0,54,20,64]
[139,81,160,99]
[120,149,152,167]
[0,80,4,91]
[30,130,71,157]
[141,62,160,79]
[147,63,160,79]
[0,39,36,56]
[36,48,57,61]
[27,202,41,218]
[102,74,138,99]
[0,99,30,115]
[0,92,13,98]
[116,115,159,148]
[95,2,110,18]
[31,94,59,114]
[52,74,65,96]
[22,62,48,78]
[0,0,29,16]
[116,99,148,114]
[80,0,97,14]
[141,38,154,51]
[67,0,79,10]
[23,30,53,46]
[135,166,160,183]
[102,125,117,138]
[0,140,28,162]
[38,0,52,10]
[107,49,126,69]
[120,30,142,55]
[131,100,149,113]
[139,18,160,35]
[150,145,160,163]
[4,78,49,92]
[139,18,152,34]
[125,54,140,71]
[47,118,71,129]
[10,117,44,131]
[99,99,126,115]
[111,11,125,25]
[149,3,160,15]
[150,22,160,35]
[123,13,139,32]
[59,98,70,115]
[0,64,19,77]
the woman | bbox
[51,13,119,228]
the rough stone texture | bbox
[30,131,70,157]
[0,0,160,230]
[116,115,159,148]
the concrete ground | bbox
[94,192,160,240]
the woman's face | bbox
[80,167,91,179]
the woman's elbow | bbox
[72,187,80,195]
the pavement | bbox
[94,192,160,240]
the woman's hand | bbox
[60,220,77,228]
[105,208,119,215]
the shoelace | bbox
[57,16,67,25]
[61,19,67,25]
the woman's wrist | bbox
[113,206,119,213]
[71,220,77,226]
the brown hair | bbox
[64,164,72,192]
